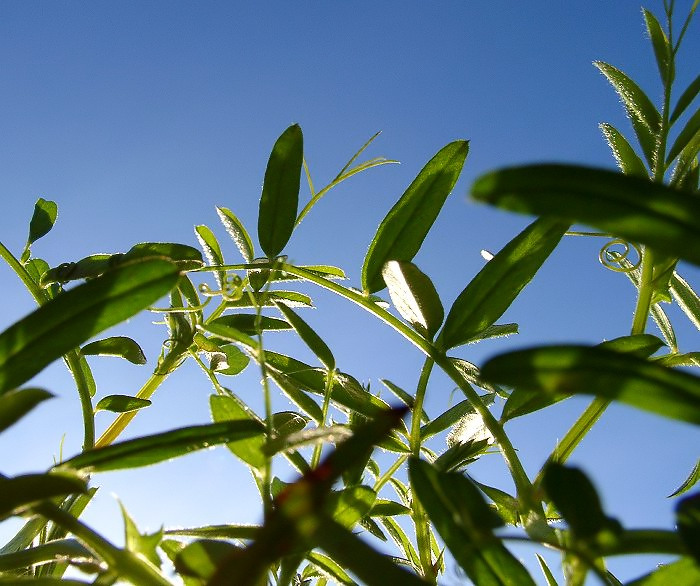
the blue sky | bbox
[1,1,698,583]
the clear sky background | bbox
[1,1,698,583]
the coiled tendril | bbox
[199,273,244,302]
[598,238,641,272]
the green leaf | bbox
[195,224,226,288]
[627,558,700,586]
[439,217,568,349]
[0,388,53,433]
[264,424,353,457]
[40,254,115,286]
[273,300,335,370]
[305,551,355,585]
[210,394,266,470]
[535,554,559,586]
[434,439,490,474]
[123,242,204,270]
[208,313,291,335]
[217,206,255,263]
[81,336,147,365]
[655,352,700,368]
[264,351,391,418]
[471,478,520,526]
[258,124,303,258]
[669,459,700,498]
[25,197,58,251]
[420,399,477,441]
[212,344,250,376]
[408,458,536,585]
[380,379,429,424]
[165,524,260,540]
[0,578,90,585]
[676,493,700,563]
[594,61,660,167]
[667,108,700,165]
[328,485,376,529]
[382,260,444,339]
[313,517,426,586]
[378,515,421,571]
[0,472,87,520]
[670,73,700,124]
[542,463,621,543]
[223,290,313,309]
[598,334,665,357]
[670,129,700,188]
[61,420,264,472]
[267,370,324,424]
[643,8,673,86]
[0,258,180,395]
[599,123,649,178]
[471,164,700,266]
[0,538,96,573]
[120,502,163,567]
[457,323,519,345]
[482,345,700,424]
[94,394,151,413]
[175,539,240,579]
[361,140,468,293]
[370,499,411,518]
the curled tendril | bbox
[199,273,244,302]
[598,238,642,272]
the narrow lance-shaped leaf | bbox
[599,123,649,178]
[382,260,443,339]
[60,420,264,472]
[471,164,700,266]
[81,336,147,365]
[483,345,700,424]
[0,388,53,433]
[195,224,226,288]
[643,8,673,86]
[217,206,255,263]
[362,140,468,293]
[667,108,700,166]
[94,395,152,414]
[439,217,568,350]
[676,493,700,563]
[594,61,660,167]
[258,124,303,258]
[0,538,97,573]
[668,459,700,498]
[273,300,335,370]
[0,258,180,395]
[0,472,87,521]
[670,73,700,124]
[408,458,536,585]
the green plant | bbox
[0,2,699,585]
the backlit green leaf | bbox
[209,313,291,335]
[175,539,240,579]
[213,344,250,376]
[94,395,151,413]
[439,217,568,349]
[362,140,468,293]
[382,260,444,339]
[409,458,536,585]
[328,485,376,528]
[305,551,355,585]
[668,459,700,498]
[25,198,58,253]
[471,164,700,266]
[0,388,53,433]
[667,108,700,165]
[536,554,559,586]
[627,557,700,586]
[217,206,255,263]
[258,124,303,258]
[594,61,660,167]
[0,258,180,395]
[0,472,87,520]
[123,242,204,270]
[598,334,665,357]
[483,345,700,424]
[61,420,264,472]
[81,336,147,365]
[599,123,649,178]
[195,224,226,288]
[210,394,266,470]
[274,300,335,370]
[643,8,673,86]
[0,538,96,573]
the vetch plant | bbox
[0,2,699,585]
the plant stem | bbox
[311,368,335,469]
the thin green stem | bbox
[311,368,336,469]
[410,357,436,582]
[373,455,407,492]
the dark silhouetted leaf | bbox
[0,388,53,433]
[676,493,700,563]
[669,459,700,498]
[471,164,700,266]
[0,472,87,520]
[0,258,180,395]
